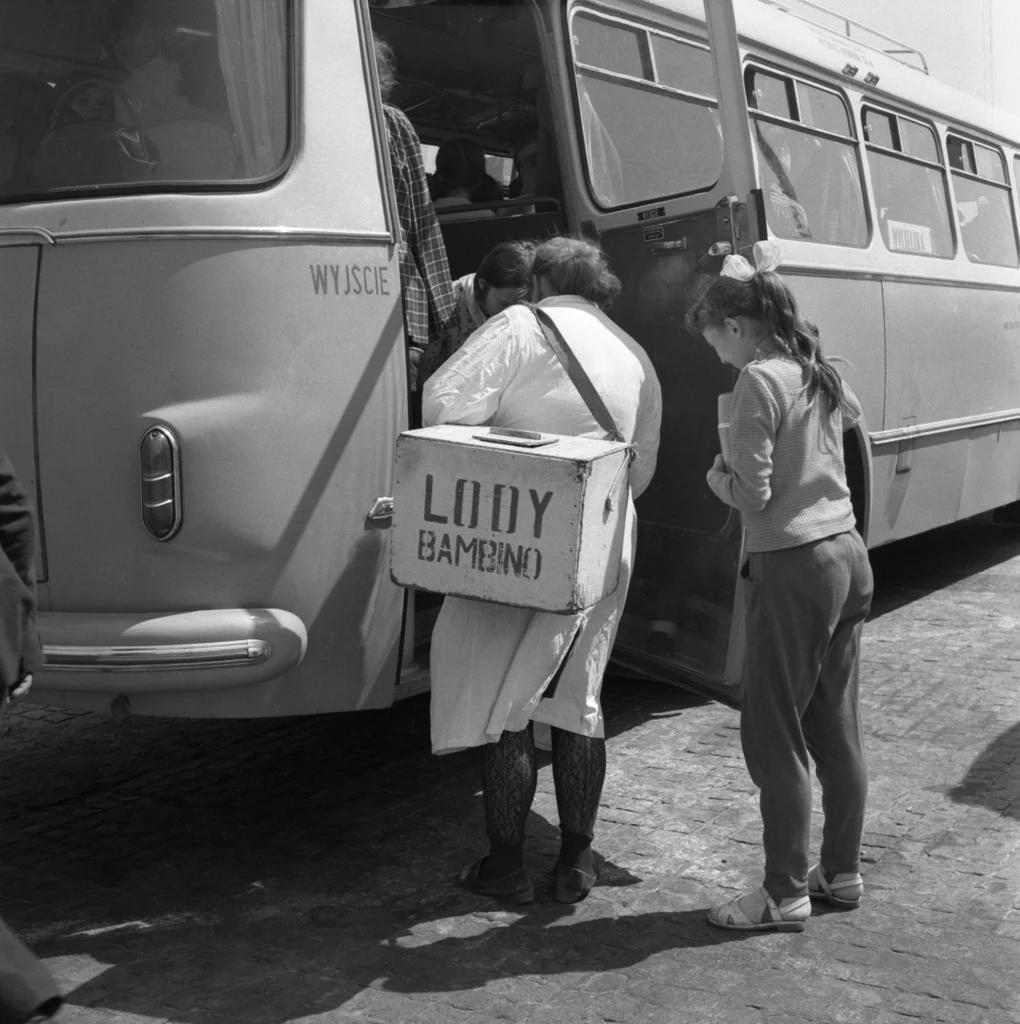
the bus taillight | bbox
[139,426,181,541]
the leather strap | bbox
[534,307,624,443]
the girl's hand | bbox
[707,453,728,476]
[10,674,32,698]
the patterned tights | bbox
[477,723,606,879]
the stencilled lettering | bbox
[415,475,552,582]
[309,263,391,297]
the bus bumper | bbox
[33,609,307,692]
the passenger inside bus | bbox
[106,0,237,180]
[429,137,501,220]
[371,2,566,279]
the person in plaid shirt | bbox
[375,35,455,392]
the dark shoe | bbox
[553,860,597,904]
[457,858,534,904]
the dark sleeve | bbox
[0,446,38,592]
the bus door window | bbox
[569,9,722,209]
[745,68,867,247]
[371,2,566,281]
[947,135,1019,267]
[863,107,954,258]
[5,0,289,198]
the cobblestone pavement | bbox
[2,518,1019,1024]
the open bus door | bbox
[541,0,760,705]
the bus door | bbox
[3,0,409,717]
[545,0,760,703]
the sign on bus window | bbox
[1,0,290,200]
[746,68,867,248]
[863,107,954,259]
[569,8,721,209]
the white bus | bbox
[1,0,1016,715]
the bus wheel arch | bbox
[844,425,872,546]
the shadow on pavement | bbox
[868,517,1020,621]
[3,678,713,1021]
[947,720,1020,819]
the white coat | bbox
[422,296,662,754]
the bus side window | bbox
[863,107,954,258]
[745,69,867,248]
[947,135,1019,268]
[569,9,722,209]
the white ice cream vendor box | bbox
[390,425,632,613]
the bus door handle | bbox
[647,238,688,255]
[366,496,394,528]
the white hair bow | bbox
[719,240,783,281]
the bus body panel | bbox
[29,237,407,716]
[778,272,885,432]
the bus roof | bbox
[629,0,1020,149]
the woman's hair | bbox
[684,269,851,416]
[472,240,535,306]
[372,34,396,102]
[531,235,621,309]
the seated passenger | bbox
[419,240,534,383]
[108,0,236,179]
[431,138,501,219]
[108,0,192,129]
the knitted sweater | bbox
[707,355,861,552]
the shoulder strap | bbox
[533,307,624,443]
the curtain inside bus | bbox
[214,0,288,177]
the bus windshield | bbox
[0,0,290,200]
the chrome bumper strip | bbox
[43,639,272,672]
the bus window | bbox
[746,68,867,247]
[569,9,722,208]
[863,106,954,258]
[947,134,1018,267]
[2,0,289,199]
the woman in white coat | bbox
[422,236,662,904]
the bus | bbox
[1,0,1017,717]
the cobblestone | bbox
[0,519,1019,1022]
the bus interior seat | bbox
[440,204,565,277]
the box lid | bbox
[401,424,631,462]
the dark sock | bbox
[478,840,524,880]
[559,830,593,874]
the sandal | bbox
[707,886,810,932]
[457,858,534,904]
[553,861,597,904]
[808,864,863,909]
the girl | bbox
[687,240,873,933]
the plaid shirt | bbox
[383,105,455,349]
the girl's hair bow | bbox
[719,240,783,281]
